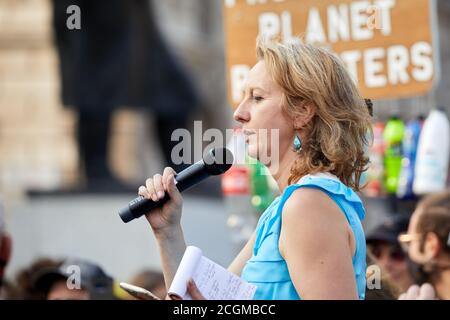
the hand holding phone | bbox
[119,282,161,300]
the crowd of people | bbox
[0,251,166,300]
[0,198,167,300]
[365,191,450,300]
[1,190,449,300]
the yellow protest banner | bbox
[224,0,438,107]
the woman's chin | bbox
[246,144,259,159]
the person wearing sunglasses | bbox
[398,191,450,300]
[366,214,414,293]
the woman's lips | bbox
[243,129,256,143]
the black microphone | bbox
[119,147,234,223]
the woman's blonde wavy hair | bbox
[256,37,373,191]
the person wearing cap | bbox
[366,214,414,293]
[398,191,450,300]
[32,258,115,300]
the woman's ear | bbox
[293,103,315,129]
[423,232,441,260]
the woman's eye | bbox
[253,96,263,102]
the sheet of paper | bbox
[190,256,256,300]
[168,246,202,299]
[169,246,256,300]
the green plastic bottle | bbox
[383,116,405,194]
[247,158,275,215]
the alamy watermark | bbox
[366,264,382,290]
[66,265,81,290]
[66,5,81,30]
[170,121,280,174]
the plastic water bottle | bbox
[413,108,450,195]
[364,122,386,197]
[397,117,423,199]
[383,116,405,194]
[248,159,275,215]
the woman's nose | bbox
[233,102,250,123]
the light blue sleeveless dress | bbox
[241,173,366,300]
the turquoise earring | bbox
[293,131,302,153]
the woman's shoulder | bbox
[279,172,364,234]
[281,173,342,213]
[278,186,356,262]
[281,186,345,226]
[280,172,365,221]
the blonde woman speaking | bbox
[139,37,372,300]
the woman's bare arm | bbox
[153,226,187,289]
[228,231,256,276]
[279,188,358,300]
[140,167,187,289]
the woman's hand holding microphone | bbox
[137,167,206,300]
[138,167,183,236]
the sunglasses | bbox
[369,244,406,262]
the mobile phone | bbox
[119,282,160,300]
